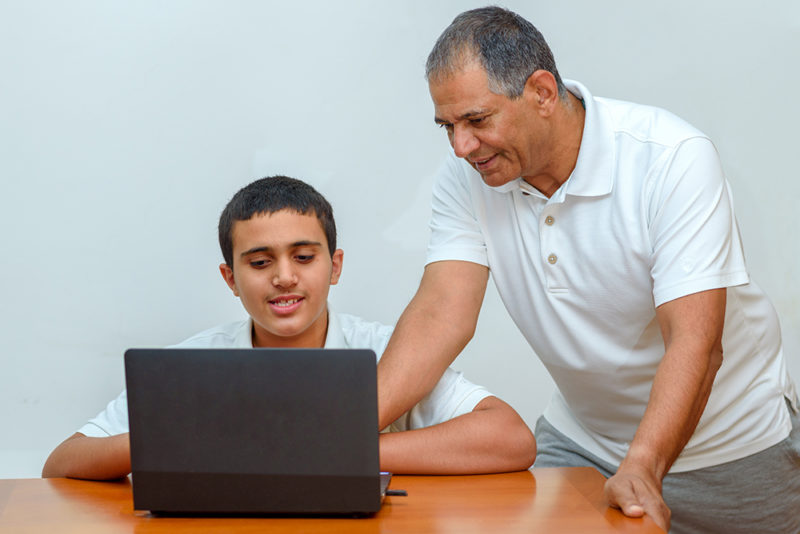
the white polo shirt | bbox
[79,310,491,437]
[427,79,797,472]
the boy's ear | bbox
[219,263,239,296]
[330,249,344,285]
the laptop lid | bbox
[125,347,382,515]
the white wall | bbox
[1,1,798,478]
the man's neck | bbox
[523,91,586,198]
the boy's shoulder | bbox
[330,312,394,358]
[169,319,251,349]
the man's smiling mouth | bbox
[471,154,496,170]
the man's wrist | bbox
[619,446,668,482]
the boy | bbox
[43,176,536,480]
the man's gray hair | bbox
[426,6,566,99]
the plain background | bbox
[1,1,798,478]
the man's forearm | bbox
[622,288,725,478]
[42,432,131,480]
[378,300,471,429]
[622,337,721,478]
[377,261,488,429]
[604,288,726,531]
[379,396,536,474]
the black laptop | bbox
[124,347,389,515]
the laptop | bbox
[124,347,390,515]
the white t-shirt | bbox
[427,79,797,472]
[78,311,491,437]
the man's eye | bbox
[296,255,314,263]
[250,260,269,268]
[469,117,484,125]
[438,123,453,131]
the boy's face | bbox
[219,209,343,348]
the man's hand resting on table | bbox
[604,464,670,532]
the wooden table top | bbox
[0,467,663,533]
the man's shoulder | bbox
[595,95,708,148]
[169,319,250,349]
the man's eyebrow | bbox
[434,109,489,124]
[239,241,322,258]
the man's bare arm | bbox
[42,432,131,480]
[379,396,536,474]
[377,260,489,429]
[604,288,726,532]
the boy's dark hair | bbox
[218,176,337,267]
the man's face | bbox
[219,210,342,348]
[430,63,547,188]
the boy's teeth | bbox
[274,298,299,307]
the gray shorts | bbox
[532,399,800,534]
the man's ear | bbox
[330,249,344,285]
[219,263,239,296]
[524,69,559,116]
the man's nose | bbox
[452,124,480,158]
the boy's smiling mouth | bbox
[269,295,304,314]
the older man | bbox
[377,6,799,533]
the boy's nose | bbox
[272,261,298,288]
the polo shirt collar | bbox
[322,306,347,349]
[483,79,614,199]
[562,79,614,198]
[238,319,256,347]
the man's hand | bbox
[604,464,670,532]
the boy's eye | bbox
[296,255,314,263]
[250,259,270,268]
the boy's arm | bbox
[378,396,536,474]
[42,432,131,480]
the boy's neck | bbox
[250,309,329,349]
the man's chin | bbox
[479,171,516,188]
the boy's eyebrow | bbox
[239,241,323,258]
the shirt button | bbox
[545,215,555,225]
[548,254,558,264]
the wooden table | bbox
[0,468,663,533]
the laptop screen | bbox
[125,347,382,514]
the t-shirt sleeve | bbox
[426,153,490,267]
[388,368,492,432]
[77,389,129,437]
[647,137,750,306]
[74,321,248,437]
